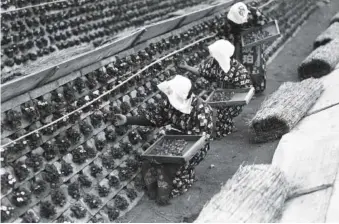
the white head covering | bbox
[227,2,250,24]
[157,75,193,114]
[208,39,235,74]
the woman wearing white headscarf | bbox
[114,75,214,204]
[178,39,252,137]
[218,1,272,93]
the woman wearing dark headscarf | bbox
[178,39,253,138]
[219,1,271,93]
[114,75,214,204]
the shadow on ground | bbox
[117,2,339,222]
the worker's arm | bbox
[178,63,200,76]
[114,114,156,126]
[126,116,156,126]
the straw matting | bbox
[249,79,324,143]
[313,23,339,49]
[298,38,339,80]
[330,12,339,25]
[195,164,289,223]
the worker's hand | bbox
[114,114,127,126]
[177,60,188,69]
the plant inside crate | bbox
[66,128,81,144]
[89,90,102,109]
[42,164,60,186]
[84,194,102,209]
[108,174,120,188]
[110,144,124,159]
[31,179,47,195]
[98,184,110,197]
[40,201,56,219]
[79,120,93,136]
[63,85,76,102]
[105,127,117,141]
[25,153,44,172]
[115,125,128,136]
[36,99,53,118]
[6,137,28,154]
[4,109,22,130]
[56,214,72,223]
[21,102,40,122]
[41,141,58,161]
[94,136,106,151]
[27,131,42,149]
[70,203,87,219]
[126,188,138,201]
[50,90,64,103]
[60,159,73,176]
[90,111,103,128]
[22,210,40,223]
[78,173,92,188]
[86,73,98,90]
[51,189,67,207]
[71,146,88,164]
[114,195,129,211]
[100,152,115,170]
[121,141,133,154]
[90,163,103,178]
[74,77,86,94]
[13,161,30,181]
[107,207,120,221]
[55,136,71,155]
[77,96,93,113]
[67,104,81,124]
[67,181,81,200]
[11,187,31,207]
[84,143,97,159]
[1,205,14,222]
[1,173,16,193]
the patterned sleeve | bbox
[198,57,221,82]
[227,59,253,88]
[138,96,171,127]
[196,103,214,140]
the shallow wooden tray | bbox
[241,20,281,48]
[206,87,255,107]
[141,135,206,164]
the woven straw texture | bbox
[298,38,339,79]
[249,78,324,143]
[307,68,339,115]
[330,12,339,25]
[194,164,289,223]
[313,23,339,49]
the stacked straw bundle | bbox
[249,78,323,143]
[298,38,339,80]
[313,22,339,49]
[195,164,289,223]
[330,12,339,25]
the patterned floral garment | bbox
[138,94,214,204]
[218,4,271,93]
[199,57,252,138]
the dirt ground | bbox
[117,1,339,223]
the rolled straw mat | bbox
[249,78,323,143]
[330,12,339,25]
[298,38,339,79]
[313,22,339,49]
[195,164,290,223]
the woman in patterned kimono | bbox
[218,1,271,93]
[178,39,253,138]
[114,75,214,205]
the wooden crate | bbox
[206,87,255,107]
[241,20,281,48]
[141,135,207,164]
